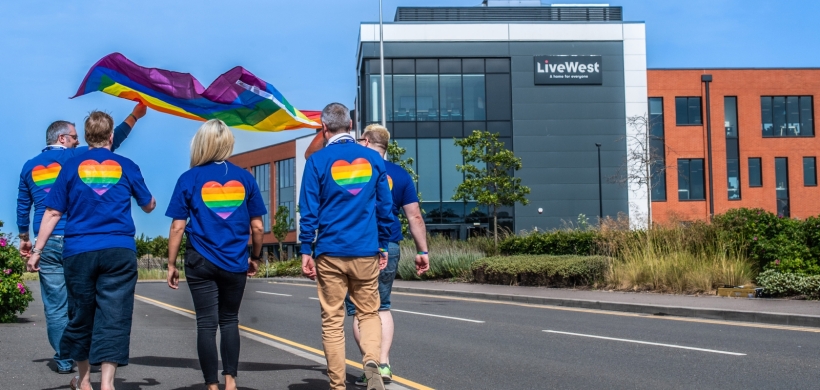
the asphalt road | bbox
[131,279,820,389]
[5,280,819,389]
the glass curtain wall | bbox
[362,58,511,233]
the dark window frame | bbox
[725,96,741,201]
[677,158,706,201]
[675,96,703,126]
[648,97,667,202]
[760,96,815,138]
[804,157,817,187]
[748,157,763,187]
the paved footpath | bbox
[0,282,400,390]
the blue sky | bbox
[2,0,818,238]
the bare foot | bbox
[225,374,237,390]
[71,376,93,390]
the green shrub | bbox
[471,255,609,287]
[713,208,820,274]
[396,235,485,281]
[499,230,597,256]
[253,259,302,278]
[756,269,820,298]
[0,221,34,323]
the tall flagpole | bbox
[379,0,387,127]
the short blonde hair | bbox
[84,111,114,148]
[362,124,390,150]
[190,119,235,167]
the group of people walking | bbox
[17,102,430,390]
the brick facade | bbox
[648,69,820,223]
[228,141,298,246]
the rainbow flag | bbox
[72,53,321,132]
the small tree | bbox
[272,205,294,262]
[454,130,531,248]
[611,114,675,227]
[387,140,422,236]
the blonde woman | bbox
[165,119,266,390]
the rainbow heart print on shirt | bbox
[78,160,122,195]
[331,158,372,195]
[201,180,246,219]
[31,163,61,192]
[387,175,393,191]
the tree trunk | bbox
[493,206,498,250]
[278,242,284,262]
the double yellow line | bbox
[135,294,434,390]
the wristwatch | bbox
[32,248,43,255]
[250,253,262,261]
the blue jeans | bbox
[61,248,137,366]
[345,242,401,316]
[38,236,73,371]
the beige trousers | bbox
[316,254,382,390]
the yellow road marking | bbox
[268,282,820,333]
[135,294,434,390]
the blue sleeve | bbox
[44,168,69,213]
[16,169,32,234]
[400,171,419,207]
[374,160,393,250]
[246,177,268,217]
[111,122,132,152]
[127,162,153,207]
[298,158,320,255]
[165,175,190,220]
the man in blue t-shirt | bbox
[346,125,429,386]
[15,103,146,374]
[299,103,392,390]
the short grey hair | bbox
[321,103,351,133]
[45,120,75,145]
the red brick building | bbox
[229,139,300,259]
[648,69,819,223]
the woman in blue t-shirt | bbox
[26,111,156,390]
[165,119,267,390]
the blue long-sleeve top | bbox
[298,136,393,258]
[16,122,132,236]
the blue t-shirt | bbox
[44,148,153,258]
[165,161,268,273]
[298,136,393,258]
[16,122,132,236]
[385,161,419,243]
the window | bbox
[648,97,666,201]
[393,75,415,121]
[416,75,438,121]
[463,75,486,121]
[804,157,817,186]
[775,158,790,217]
[748,158,762,187]
[251,164,271,232]
[725,97,740,200]
[761,96,814,137]
[678,159,705,200]
[276,158,296,231]
[675,97,702,125]
[439,75,463,121]
[367,75,392,122]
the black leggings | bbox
[184,247,247,384]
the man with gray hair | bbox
[299,102,392,390]
[16,103,146,374]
